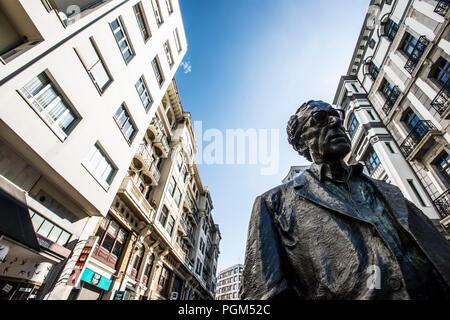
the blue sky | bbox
[175,0,370,273]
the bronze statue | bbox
[240,100,450,299]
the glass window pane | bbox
[37,220,53,238]
[102,234,115,252]
[107,221,119,237]
[47,225,62,242]
[57,231,71,246]
[31,213,45,231]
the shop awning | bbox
[0,188,40,252]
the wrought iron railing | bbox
[430,78,450,115]
[382,85,400,115]
[434,0,449,17]
[404,36,429,74]
[399,120,439,158]
[433,189,450,219]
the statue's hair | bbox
[286,100,322,162]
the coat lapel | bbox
[292,171,365,222]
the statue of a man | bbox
[240,100,450,299]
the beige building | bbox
[333,0,449,235]
[72,80,221,300]
[0,0,189,299]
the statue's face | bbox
[299,102,351,163]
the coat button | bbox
[388,277,402,291]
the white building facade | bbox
[215,264,243,300]
[0,0,188,300]
[333,0,449,234]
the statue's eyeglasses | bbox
[310,109,345,126]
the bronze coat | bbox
[240,166,450,299]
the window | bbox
[132,247,144,272]
[168,176,177,196]
[133,2,151,42]
[20,72,77,140]
[30,210,71,246]
[151,0,164,26]
[173,187,182,206]
[407,179,426,206]
[177,152,183,171]
[159,205,169,226]
[157,266,170,296]
[165,0,174,14]
[173,28,182,53]
[401,33,427,62]
[433,151,450,187]
[166,215,175,236]
[368,61,379,81]
[83,144,116,188]
[135,76,153,111]
[94,216,128,264]
[195,259,202,275]
[164,40,174,68]
[75,37,112,94]
[380,78,399,107]
[403,108,427,138]
[351,83,358,93]
[385,142,395,153]
[384,19,399,41]
[199,239,205,254]
[431,58,450,86]
[347,113,359,139]
[110,17,134,64]
[152,56,164,86]
[114,104,137,144]
[367,110,375,120]
[364,146,380,174]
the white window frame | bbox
[164,40,174,68]
[82,143,117,190]
[135,75,153,111]
[173,28,182,53]
[113,103,138,144]
[151,0,164,26]
[110,16,135,64]
[19,71,79,141]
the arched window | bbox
[383,19,399,41]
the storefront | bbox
[72,268,113,300]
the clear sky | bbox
[174,0,370,273]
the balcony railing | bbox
[149,162,161,184]
[434,0,449,17]
[370,162,385,180]
[404,36,429,74]
[430,78,450,116]
[382,86,400,115]
[136,144,153,170]
[399,120,439,158]
[42,0,111,26]
[119,176,154,222]
[148,117,163,141]
[433,189,450,219]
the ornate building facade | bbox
[333,0,449,236]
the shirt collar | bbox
[308,162,364,183]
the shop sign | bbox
[66,236,98,287]
[81,268,112,291]
[113,291,126,300]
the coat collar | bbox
[293,163,410,230]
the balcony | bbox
[434,189,450,220]
[183,193,194,211]
[42,0,111,26]
[147,118,163,142]
[0,1,43,64]
[177,218,187,236]
[183,231,196,248]
[154,135,170,158]
[434,0,449,17]
[370,162,385,180]
[187,211,199,226]
[133,144,153,171]
[118,176,155,223]
[381,86,400,115]
[430,78,449,117]
[404,36,429,74]
[399,120,440,160]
